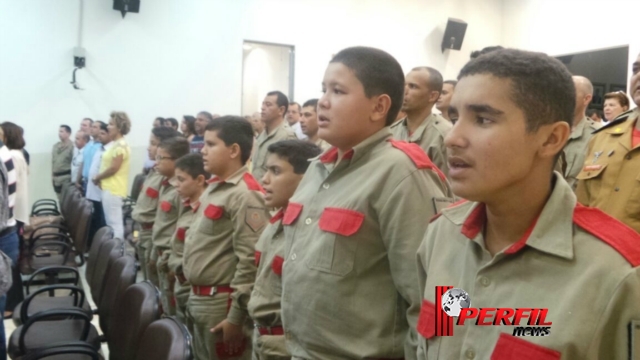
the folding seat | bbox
[97,254,137,339]
[136,317,193,360]
[107,281,161,360]
[85,226,114,282]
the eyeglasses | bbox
[155,155,174,161]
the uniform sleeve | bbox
[379,168,446,360]
[227,190,268,325]
[575,137,596,205]
[587,268,640,360]
[416,236,430,360]
[428,138,449,177]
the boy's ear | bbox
[196,174,207,187]
[229,143,241,160]
[370,94,392,124]
[539,121,570,159]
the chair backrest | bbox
[99,254,137,340]
[71,198,93,254]
[108,281,161,360]
[136,317,193,360]
[130,173,147,201]
[90,238,124,305]
[86,226,114,282]
[20,341,100,360]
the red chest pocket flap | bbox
[417,299,436,339]
[176,227,186,242]
[283,202,303,225]
[146,187,159,199]
[272,255,284,276]
[160,201,172,212]
[255,251,262,267]
[204,204,224,220]
[318,207,365,236]
[490,333,560,360]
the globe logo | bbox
[441,288,471,317]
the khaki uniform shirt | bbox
[248,209,285,328]
[183,166,269,325]
[314,138,331,151]
[417,174,640,360]
[281,128,453,360]
[52,141,73,174]
[252,121,296,183]
[390,113,452,176]
[168,199,199,275]
[561,117,600,190]
[576,109,640,233]
[132,170,163,225]
[151,177,180,250]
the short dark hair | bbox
[443,80,458,88]
[1,122,26,150]
[205,116,254,165]
[152,127,180,141]
[175,153,211,180]
[60,125,71,133]
[183,115,197,134]
[158,136,190,160]
[267,140,322,174]
[411,66,444,93]
[288,102,300,112]
[470,46,504,59]
[267,91,289,115]
[82,118,93,124]
[586,109,601,118]
[458,48,575,131]
[154,117,165,126]
[331,47,405,126]
[165,117,179,128]
[198,111,214,122]
[303,99,318,109]
[96,121,108,132]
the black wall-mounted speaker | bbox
[114,0,140,17]
[441,18,467,53]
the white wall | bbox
[502,0,640,94]
[242,43,291,115]
[0,0,503,205]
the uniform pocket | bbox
[490,333,560,360]
[146,187,159,199]
[307,207,363,276]
[198,204,224,235]
[625,172,640,220]
[283,202,303,225]
[176,227,186,242]
[417,300,436,339]
[270,255,284,295]
[576,163,608,200]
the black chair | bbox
[85,226,114,282]
[98,255,137,340]
[17,341,102,360]
[136,317,193,360]
[89,238,124,306]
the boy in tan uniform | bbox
[391,66,452,175]
[248,140,322,360]
[183,117,270,360]
[132,127,179,282]
[299,99,331,151]
[417,49,640,360]
[151,136,190,316]
[281,47,452,360]
[168,153,209,330]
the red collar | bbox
[206,176,224,185]
[161,178,170,187]
[320,147,354,164]
[183,198,201,212]
[270,209,285,224]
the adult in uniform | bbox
[417,49,640,360]
[391,66,452,175]
[560,76,600,189]
[436,80,457,122]
[151,137,190,315]
[285,102,306,140]
[299,99,331,151]
[183,117,269,360]
[576,53,640,233]
[248,140,322,360]
[51,125,73,202]
[252,91,296,183]
[281,47,452,360]
[132,127,179,282]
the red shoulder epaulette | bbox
[429,200,468,223]
[389,139,447,182]
[573,204,640,266]
[242,173,265,193]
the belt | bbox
[53,170,71,177]
[141,222,154,230]
[191,284,233,296]
[0,226,16,238]
[255,325,284,336]
[175,273,187,285]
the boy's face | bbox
[319,62,383,151]
[147,134,160,160]
[445,74,550,202]
[202,130,232,176]
[300,105,318,137]
[175,168,202,199]
[262,153,303,209]
[155,147,175,177]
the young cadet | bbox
[151,136,190,316]
[132,127,179,283]
[251,91,297,183]
[299,99,331,151]
[248,140,322,360]
[391,66,452,175]
[416,49,640,359]
[281,47,452,360]
[168,153,209,330]
[183,116,270,360]
[576,53,640,233]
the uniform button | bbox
[291,253,297,260]
[479,276,490,287]
[304,218,312,225]
[322,183,330,189]
[465,349,475,359]
[615,187,620,192]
